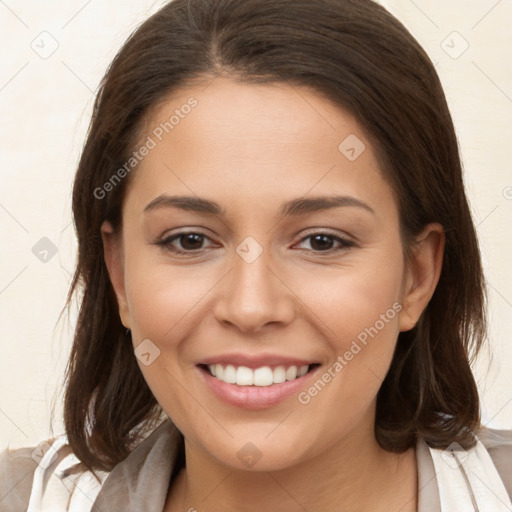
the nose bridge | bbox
[213,235,294,332]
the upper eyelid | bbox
[160,227,350,241]
[160,230,216,245]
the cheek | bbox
[295,247,404,346]
[293,248,404,409]
[124,252,215,341]
[295,287,402,450]
[122,256,215,427]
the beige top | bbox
[1,420,511,511]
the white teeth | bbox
[253,366,273,386]
[285,366,297,381]
[236,366,254,386]
[206,364,311,386]
[273,366,286,384]
[297,365,308,377]
[223,364,237,384]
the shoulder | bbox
[477,426,512,499]
[0,436,108,512]
[0,443,40,511]
[0,420,178,511]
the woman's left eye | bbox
[155,231,355,255]
[295,233,355,253]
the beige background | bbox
[0,0,511,449]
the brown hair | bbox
[64,0,486,471]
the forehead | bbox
[126,76,396,220]
[140,76,368,160]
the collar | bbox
[93,419,441,511]
[93,420,183,511]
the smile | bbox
[196,359,321,409]
[206,364,310,386]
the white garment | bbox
[24,434,512,511]
[25,436,107,512]
[429,439,512,511]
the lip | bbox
[196,362,321,410]
[197,352,318,369]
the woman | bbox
[1,0,511,510]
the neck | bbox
[166,416,417,512]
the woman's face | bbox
[103,76,441,471]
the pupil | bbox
[181,233,203,250]
[311,235,333,251]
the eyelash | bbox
[154,230,356,255]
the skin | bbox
[102,76,445,512]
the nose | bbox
[213,242,295,333]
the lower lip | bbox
[196,365,319,410]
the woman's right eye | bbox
[155,231,215,254]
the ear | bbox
[398,223,445,332]
[101,220,131,329]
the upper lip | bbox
[197,353,319,369]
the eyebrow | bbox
[143,194,375,217]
